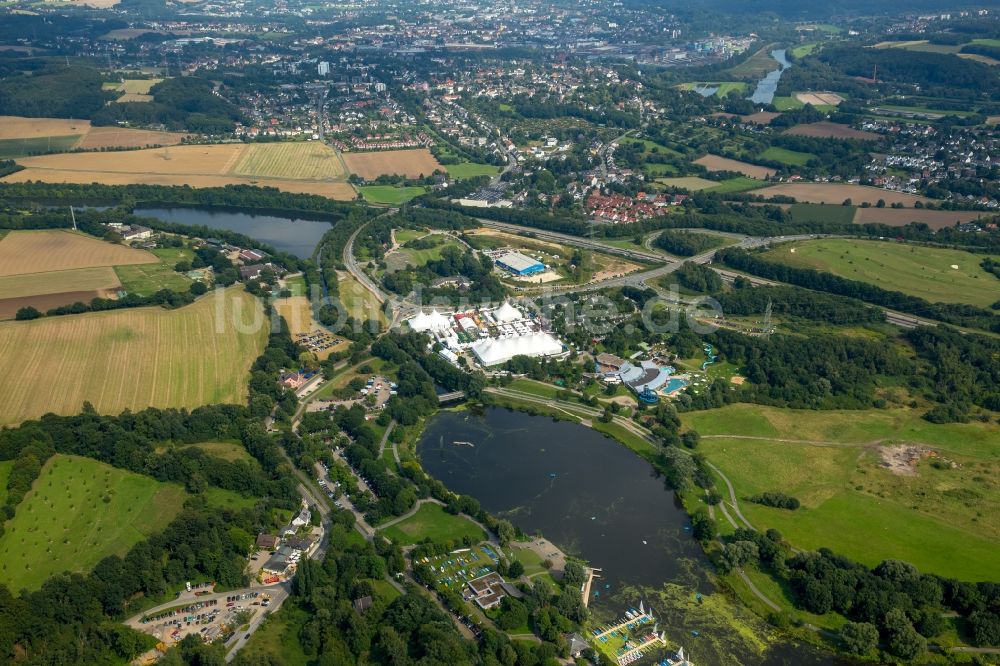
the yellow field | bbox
[116,93,154,103]
[77,126,186,149]
[5,143,356,200]
[0,288,268,425]
[121,79,162,94]
[273,295,348,359]
[0,116,90,140]
[0,266,120,299]
[233,142,347,181]
[0,230,158,277]
[342,148,443,179]
[693,154,775,179]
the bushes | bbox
[654,230,720,257]
[671,261,723,293]
[747,491,800,510]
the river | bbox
[418,407,852,666]
[134,206,333,259]
[747,49,790,106]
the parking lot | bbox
[129,591,272,650]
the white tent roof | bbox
[408,309,451,333]
[493,301,523,323]
[472,332,563,366]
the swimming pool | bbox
[664,378,689,394]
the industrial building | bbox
[494,251,545,276]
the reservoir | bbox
[418,407,851,666]
[747,49,790,106]
[135,206,332,258]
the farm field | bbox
[75,126,186,150]
[379,503,486,546]
[693,154,775,179]
[783,122,879,140]
[656,176,720,191]
[0,266,120,300]
[759,146,814,166]
[445,162,502,179]
[0,116,185,151]
[0,135,82,159]
[755,183,930,206]
[4,143,356,200]
[741,111,781,125]
[0,116,90,140]
[0,288,268,426]
[232,142,347,181]
[0,230,158,277]
[787,203,857,225]
[358,185,427,204]
[0,454,187,591]
[852,207,989,229]
[762,238,1000,307]
[341,148,444,179]
[684,404,1000,581]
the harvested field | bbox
[755,183,931,206]
[0,291,106,320]
[958,53,1000,66]
[0,266,120,299]
[232,142,346,181]
[987,116,1000,126]
[0,288,267,426]
[100,28,163,40]
[121,79,162,94]
[853,207,987,229]
[342,148,443,179]
[0,230,158,277]
[6,143,356,199]
[76,126,186,149]
[116,93,153,103]
[784,122,879,140]
[693,154,775,179]
[794,92,844,106]
[0,116,90,140]
[741,111,781,124]
[273,296,347,359]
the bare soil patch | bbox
[693,154,775,179]
[756,183,931,206]
[878,444,932,477]
[853,207,987,230]
[0,291,105,320]
[741,111,781,125]
[794,92,844,106]
[342,148,443,179]
[784,122,878,140]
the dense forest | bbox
[91,76,246,134]
[0,65,109,118]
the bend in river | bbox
[747,49,790,106]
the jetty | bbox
[593,602,654,640]
[617,626,667,665]
[581,567,601,608]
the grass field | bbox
[0,230,158,277]
[686,404,1000,581]
[115,263,191,296]
[0,135,82,159]
[787,203,857,225]
[445,162,502,179]
[759,146,814,166]
[852,207,988,230]
[232,142,347,181]
[0,461,12,507]
[656,176,720,191]
[161,441,253,462]
[707,177,770,193]
[238,605,310,666]
[678,82,748,97]
[0,266,120,299]
[342,148,444,180]
[726,45,781,78]
[358,185,427,204]
[0,454,187,590]
[0,288,267,425]
[380,503,485,545]
[763,238,1000,307]
[335,271,386,324]
[772,96,805,111]
[791,43,818,58]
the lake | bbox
[747,49,790,106]
[135,206,333,258]
[418,407,852,666]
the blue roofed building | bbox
[494,251,545,276]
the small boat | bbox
[690,629,700,637]
[452,441,474,447]
[642,540,647,545]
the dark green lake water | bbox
[418,407,854,666]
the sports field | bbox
[755,183,930,206]
[685,404,1000,581]
[342,148,444,179]
[762,238,999,307]
[379,503,485,546]
[445,162,502,179]
[0,454,187,590]
[0,230,158,277]
[4,143,355,200]
[358,185,427,204]
[0,288,268,425]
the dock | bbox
[592,603,653,640]
[581,567,601,608]
[617,628,667,665]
